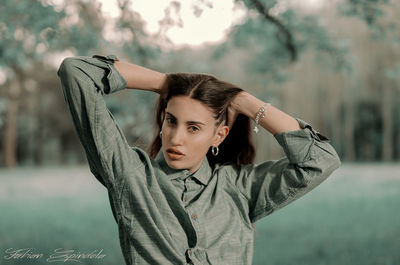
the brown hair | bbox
[147,73,255,168]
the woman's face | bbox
[160,95,229,173]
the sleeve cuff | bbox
[91,54,127,94]
[93,54,119,62]
[295,118,330,141]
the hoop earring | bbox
[211,146,219,156]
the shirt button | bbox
[188,249,192,256]
[191,214,197,220]
[184,196,188,202]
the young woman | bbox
[57,54,340,265]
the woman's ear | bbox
[213,125,229,146]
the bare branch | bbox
[248,0,297,61]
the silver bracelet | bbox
[253,103,271,133]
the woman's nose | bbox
[170,127,185,145]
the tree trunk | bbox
[3,76,21,168]
[343,80,356,161]
[382,83,393,161]
[34,91,44,166]
[25,92,37,166]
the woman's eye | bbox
[166,117,175,124]
[189,126,199,132]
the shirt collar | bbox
[155,149,212,186]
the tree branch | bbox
[248,0,297,61]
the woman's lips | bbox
[166,148,185,160]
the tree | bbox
[0,0,104,167]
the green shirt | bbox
[57,55,341,265]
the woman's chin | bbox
[165,159,184,169]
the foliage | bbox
[0,0,108,74]
[115,0,162,65]
[213,0,351,84]
[49,0,106,55]
[1,0,400,166]
[338,0,393,39]
[0,0,65,70]
[338,0,390,26]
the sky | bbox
[97,0,325,47]
[99,0,246,47]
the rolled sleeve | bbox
[274,118,334,164]
[227,118,341,223]
[57,55,140,190]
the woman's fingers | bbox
[227,104,239,130]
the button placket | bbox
[187,207,198,223]
[185,248,194,264]
[191,213,197,220]
[183,174,198,206]
[186,248,206,264]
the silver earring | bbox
[211,146,219,156]
[159,131,162,137]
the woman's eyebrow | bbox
[166,112,206,125]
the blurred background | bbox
[0,0,399,264]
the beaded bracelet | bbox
[253,103,271,133]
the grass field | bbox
[0,164,399,265]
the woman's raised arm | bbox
[114,60,166,93]
[225,90,340,223]
[57,55,152,192]
[230,91,301,135]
